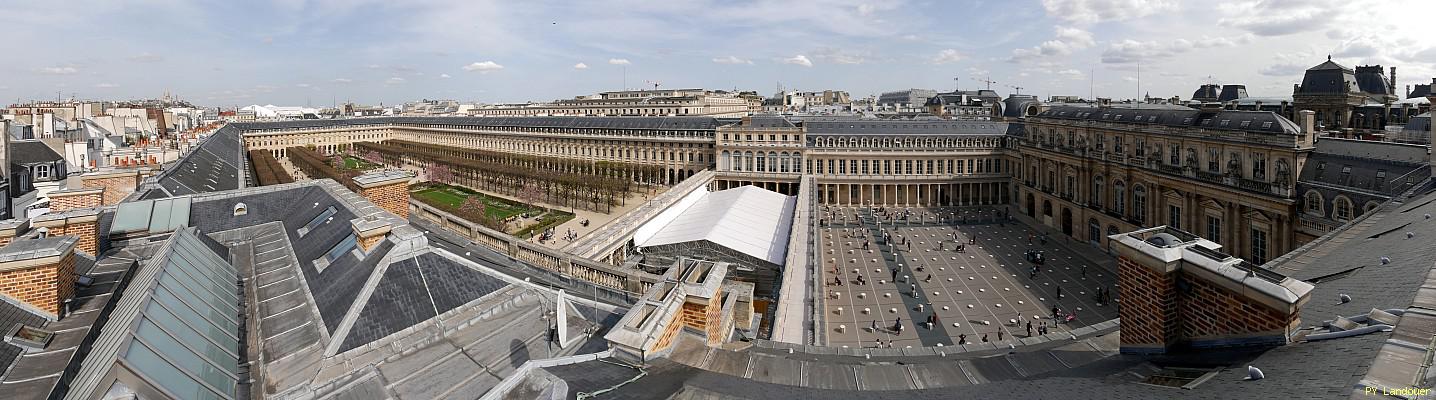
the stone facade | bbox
[0,240,78,318]
[47,188,104,212]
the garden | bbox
[412,182,574,238]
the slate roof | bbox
[338,252,509,352]
[802,119,1012,135]
[1035,105,1303,135]
[7,141,62,166]
[1218,84,1248,102]
[234,115,725,132]
[1298,59,1359,95]
[0,299,47,381]
[1002,95,1040,118]
[1354,65,1393,96]
[1192,84,1220,101]
[147,125,244,197]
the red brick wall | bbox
[359,182,410,219]
[1117,256,1177,350]
[1177,270,1297,341]
[49,192,103,212]
[80,173,140,206]
[0,253,75,316]
[45,222,97,255]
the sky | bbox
[2,0,1434,108]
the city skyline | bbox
[2,0,1433,108]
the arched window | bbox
[766,152,777,172]
[744,151,755,171]
[721,150,731,171]
[1334,196,1353,222]
[1133,185,1147,223]
[1114,180,1127,215]
[1304,191,1323,215]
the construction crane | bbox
[1007,84,1025,95]
[974,77,997,90]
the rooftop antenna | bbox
[1136,61,1141,109]
[975,76,997,90]
[953,76,961,92]
[646,80,662,90]
[1007,84,1024,95]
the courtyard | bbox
[818,206,1120,349]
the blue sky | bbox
[2,0,1432,107]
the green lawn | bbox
[412,184,536,220]
[513,210,576,239]
[340,155,381,171]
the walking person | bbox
[981,333,989,342]
[1052,306,1060,321]
[1081,265,1087,278]
[1026,321,1033,337]
[958,334,967,345]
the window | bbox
[1305,191,1323,215]
[1206,216,1221,243]
[1114,135,1124,154]
[324,233,358,264]
[1169,145,1180,165]
[1251,228,1268,265]
[33,164,49,180]
[1114,180,1126,214]
[1207,148,1220,172]
[299,206,338,237]
[1251,153,1267,180]
[1133,185,1147,223]
[1135,138,1146,157]
[1169,205,1181,229]
[1334,197,1352,222]
[1092,176,1104,207]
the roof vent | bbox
[1146,232,1181,247]
[1339,294,1351,304]
[4,324,54,352]
[1408,232,1415,239]
[1246,366,1264,380]
[1380,256,1391,265]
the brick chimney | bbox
[31,208,102,255]
[0,236,79,319]
[79,170,143,206]
[47,188,104,212]
[352,170,413,219]
[0,220,30,248]
[350,216,392,252]
[1110,226,1312,354]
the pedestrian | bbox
[958,334,967,344]
[1057,287,1062,299]
[924,274,932,283]
[1040,321,1047,335]
[981,333,989,342]
[1081,265,1087,278]
[872,319,877,331]
[998,330,1004,341]
[1026,321,1033,336]
[891,268,898,281]
[1052,306,1060,321]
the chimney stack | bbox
[352,170,413,219]
[0,236,79,320]
[351,216,393,252]
[1390,66,1397,95]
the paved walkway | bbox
[817,206,1120,349]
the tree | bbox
[459,196,484,215]
[330,155,345,170]
[362,151,385,165]
[428,164,454,184]
[518,182,543,206]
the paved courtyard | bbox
[817,206,1119,349]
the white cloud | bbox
[608,58,631,65]
[366,64,382,70]
[295,83,312,88]
[1057,69,1084,80]
[94,83,119,88]
[332,78,354,83]
[440,73,451,78]
[781,55,813,67]
[812,47,865,64]
[1008,26,1094,63]
[127,52,164,63]
[856,3,876,16]
[385,77,406,85]
[1100,34,1248,64]
[462,61,504,73]
[712,56,753,65]
[931,49,964,64]
[1218,1,1336,37]
[35,66,78,75]
[1041,0,1178,25]
[900,34,920,41]
[573,62,589,69]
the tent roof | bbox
[636,185,795,265]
